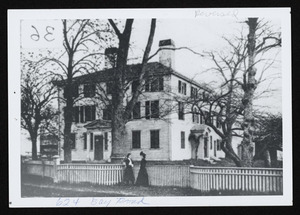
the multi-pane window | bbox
[191,86,198,98]
[84,84,95,97]
[145,100,159,119]
[133,102,141,119]
[210,136,213,150]
[83,133,87,150]
[150,130,160,149]
[178,102,185,120]
[70,133,76,149]
[192,107,199,123]
[178,80,186,95]
[181,131,185,149]
[103,105,112,120]
[104,132,108,150]
[73,105,96,123]
[90,133,94,150]
[145,77,164,92]
[132,130,141,149]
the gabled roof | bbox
[54,62,211,92]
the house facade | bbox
[57,39,240,162]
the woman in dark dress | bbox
[135,151,149,186]
[123,153,135,185]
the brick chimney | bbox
[159,39,175,69]
[104,47,118,69]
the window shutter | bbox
[145,101,150,119]
[83,133,87,149]
[80,106,84,123]
[90,133,94,150]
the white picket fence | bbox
[190,166,283,193]
[23,161,283,194]
[56,164,124,185]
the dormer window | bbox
[145,77,164,92]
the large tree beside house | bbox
[107,19,156,159]
[240,18,281,167]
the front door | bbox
[94,135,103,160]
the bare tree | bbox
[21,59,57,160]
[39,19,109,163]
[178,18,281,167]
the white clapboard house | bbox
[56,39,241,162]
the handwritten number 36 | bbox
[30,25,55,42]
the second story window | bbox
[178,102,185,120]
[73,105,96,123]
[84,84,95,97]
[192,107,199,123]
[145,100,159,119]
[191,86,198,98]
[103,105,112,120]
[178,80,186,95]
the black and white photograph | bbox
[8,8,292,207]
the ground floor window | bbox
[132,130,141,149]
[150,130,160,149]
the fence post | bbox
[41,155,47,178]
[52,155,60,183]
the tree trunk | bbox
[63,78,74,163]
[110,19,133,158]
[221,137,242,167]
[241,18,258,167]
[31,135,38,160]
[263,149,271,167]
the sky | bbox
[128,18,282,114]
[20,18,282,114]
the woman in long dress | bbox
[135,151,149,186]
[123,153,135,185]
